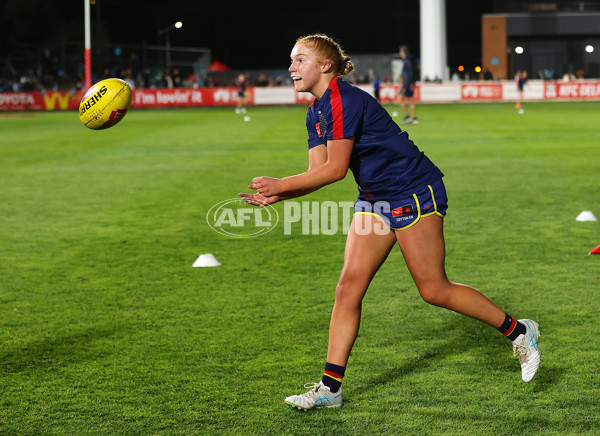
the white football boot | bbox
[284,382,342,410]
[512,319,541,382]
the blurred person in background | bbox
[235,73,248,114]
[397,45,418,124]
[371,71,381,103]
[515,70,528,112]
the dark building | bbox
[483,1,600,79]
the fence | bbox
[2,80,600,112]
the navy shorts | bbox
[354,179,448,230]
[400,83,414,98]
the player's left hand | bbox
[238,192,280,207]
[249,176,282,197]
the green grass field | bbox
[1,102,599,435]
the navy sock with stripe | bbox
[321,362,346,393]
[497,312,526,341]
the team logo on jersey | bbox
[317,112,328,142]
[392,205,414,217]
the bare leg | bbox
[326,214,397,366]
[395,215,505,328]
[398,97,409,117]
[409,99,417,119]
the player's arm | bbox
[275,143,328,198]
[250,138,354,198]
[238,142,344,206]
[275,142,328,198]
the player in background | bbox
[515,70,528,113]
[371,71,381,104]
[235,73,248,114]
[240,34,541,411]
[397,45,418,124]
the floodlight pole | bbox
[165,32,171,69]
[158,21,182,70]
[420,0,448,81]
[84,0,92,89]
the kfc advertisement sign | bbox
[545,82,600,99]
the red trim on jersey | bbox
[329,78,344,140]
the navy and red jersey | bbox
[306,77,443,201]
[237,79,246,96]
[401,56,415,86]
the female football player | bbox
[239,34,540,411]
[235,73,248,114]
[515,70,528,112]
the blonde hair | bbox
[295,34,354,76]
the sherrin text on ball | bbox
[79,78,132,130]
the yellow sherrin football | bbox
[79,78,132,130]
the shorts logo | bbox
[392,205,414,217]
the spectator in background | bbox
[370,71,381,103]
[256,73,269,87]
[161,68,174,88]
[172,68,182,87]
[19,74,36,92]
[130,52,141,82]
[1,80,11,92]
[483,68,494,81]
[122,68,135,90]
[1,59,18,90]
[396,45,418,124]
[40,47,57,89]
[100,67,113,80]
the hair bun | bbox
[339,56,352,74]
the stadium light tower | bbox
[158,21,183,69]
[420,0,448,81]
